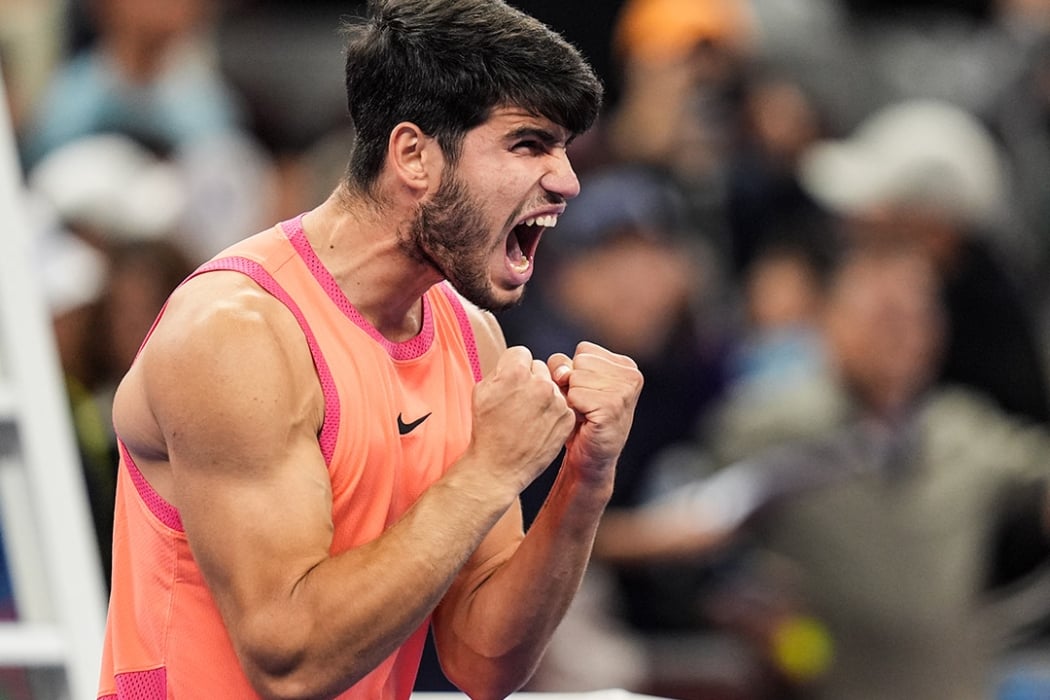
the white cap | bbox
[799,99,1008,227]
[28,133,187,242]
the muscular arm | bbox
[126,273,576,700]
[432,303,643,698]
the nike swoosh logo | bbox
[397,412,432,435]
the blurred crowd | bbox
[3,0,1050,698]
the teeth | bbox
[521,214,558,228]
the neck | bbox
[106,32,175,84]
[301,187,442,342]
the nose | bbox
[541,148,581,200]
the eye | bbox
[513,139,545,154]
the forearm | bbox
[435,463,612,697]
[232,468,515,699]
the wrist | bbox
[553,456,615,510]
[442,452,524,512]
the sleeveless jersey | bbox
[98,215,482,699]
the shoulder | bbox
[113,267,324,470]
[154,269,300,352]
[920,385,1050,483]
[924,385,1011,429]
[139,269,320,418]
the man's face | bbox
[101,0,208,46]
[825,250,945,414]
[404,107,580,312]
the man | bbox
[21,0,243,171]
[797,98,1050,426]
[96,1,643,698]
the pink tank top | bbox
[98,216,482,699]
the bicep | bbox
[144,279,330,623]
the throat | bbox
[507,224,540,270]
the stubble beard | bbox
[403,170,523,313]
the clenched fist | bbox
[467,346,577,495]
[548,341,643,484]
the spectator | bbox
[94,238,195,386]
[605,0,759,181]
[19,0,246,170]
[798,98,1050,425]
[595,0,763,262]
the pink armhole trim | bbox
[103,666,166,699]
[195,257,340,465]
[437,283,483,382]
[120,441,182,531]
[280,216,436,361]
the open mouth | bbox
[507,214,558,273]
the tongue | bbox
[507,230,527,265]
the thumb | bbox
[547,353,573,388]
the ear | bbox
[388,122,439,195]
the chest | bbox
[324,338,475,549]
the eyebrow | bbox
[506,125,574,147]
